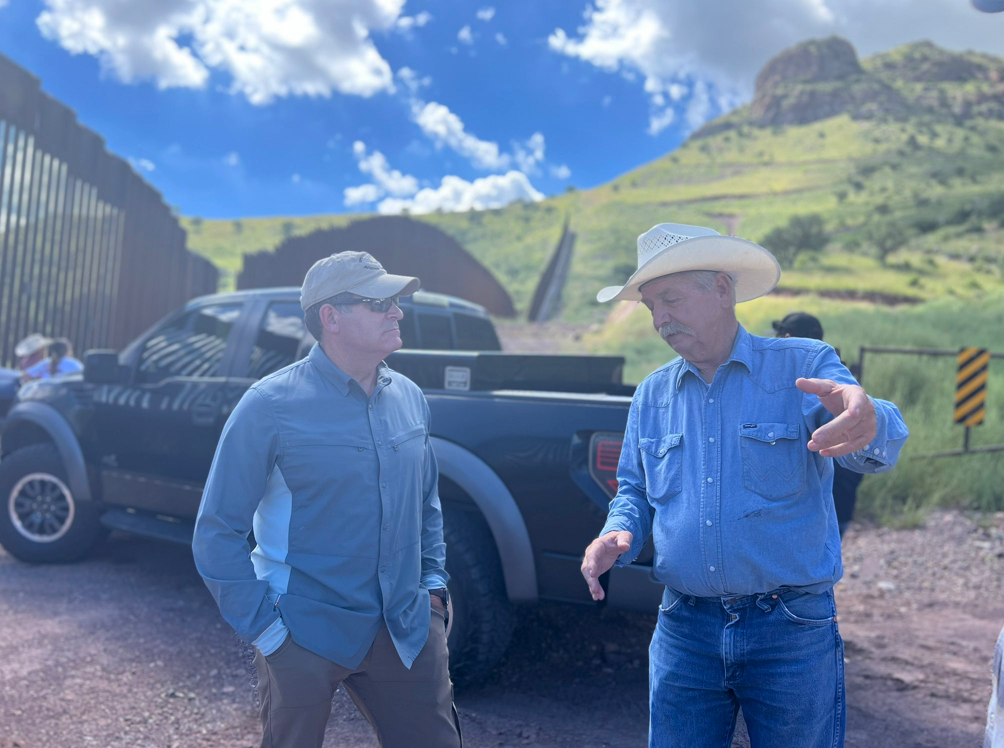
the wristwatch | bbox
[429,588,451,629]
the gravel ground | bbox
[0,510,1001,748]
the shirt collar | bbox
[674,325,754,390]
[308,344,393,396]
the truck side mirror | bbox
[83,350,121,384]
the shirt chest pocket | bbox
[389,424,426,456]
[639,434,683,503]
[739,422,805,500]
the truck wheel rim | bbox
[8,472,76,543]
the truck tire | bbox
[0,444,104,563]
[444,509,514,689]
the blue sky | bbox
[1,0,1002,219]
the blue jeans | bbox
[649,587,845,748]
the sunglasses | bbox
[341,295,401,313]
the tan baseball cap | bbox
[300,251,421,312]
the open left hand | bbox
[796,378,877,458]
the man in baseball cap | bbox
[194,251,460,748]
[772,311,824,340]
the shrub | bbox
[760,214,828,268]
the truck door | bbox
[89,302,244,519]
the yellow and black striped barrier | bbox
[955,347,989,427]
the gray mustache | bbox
[659,322,696,339]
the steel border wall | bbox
[0,53,217,366]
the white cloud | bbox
[291,173,301,184]
[0,1,10,8]
[550,164,572,180]
[549,0,1004,133]
[378,170,544,215]
[344,183,384,206]
[495,32,507,46]
[224,151,240,166]
[412,100,510,170]
[513,132,546,174]
[396,10,431,30]
[352,141,419,196]
[476,6,495,22]
[36,0,406,104]
[457,25,474,45]
[129,157,156,172]
[396,66,431,94]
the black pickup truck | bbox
[0,288,660,683]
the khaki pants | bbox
[253,607,462,748]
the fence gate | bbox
[857,345,1003,459]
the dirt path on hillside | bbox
[0,511,1000,747]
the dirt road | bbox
[0,511,1000,748]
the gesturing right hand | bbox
[581,531,633,601]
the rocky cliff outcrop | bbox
[748,37,908,127]
[695,37,1004,138]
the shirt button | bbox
[377,440,382,446]
[357,447,363,452]
[873,448,880,455]
[708,437,715,444]
[381,483,387,489]
[767,431,774,438]
[380,567,387,573]
[707,477,713,484]
[394,445,399,451]
[706,520,713,527]
[709,566,716,572]
[708,398,714,404]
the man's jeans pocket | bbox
[658,587,686,616]
[775,589,836,626]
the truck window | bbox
[418,313,453,350]
[398,312,418,349]
[135,303,242,384]
[249,302,306,379]
[454,313,501,351]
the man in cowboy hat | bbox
[193,251,461,748]
[14,333,52,373]
[580,223,908,748]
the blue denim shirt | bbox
[193,344,448,669]
[601,326,908,597]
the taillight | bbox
[588,431,623,499]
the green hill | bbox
[185,37,1004,322]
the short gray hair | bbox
[303,292,359,340]
[684,270,737,306]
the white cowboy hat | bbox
[596,223,781,304]
[14,333,53,357]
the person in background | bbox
[21,338,83,382]
[773,312,862,537]
[988,624,1004,748]
[14,333,52,374]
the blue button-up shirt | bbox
[193,344,448,669]
[601,326,908,597]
